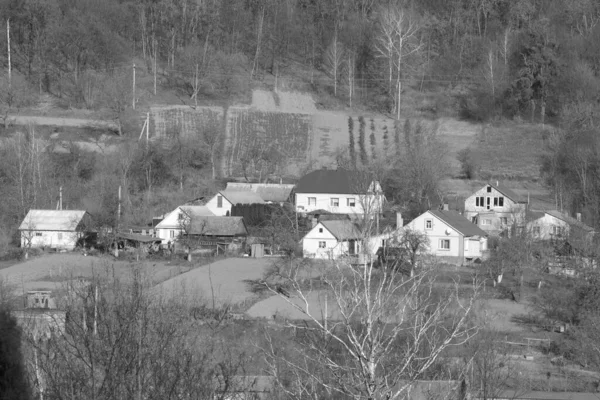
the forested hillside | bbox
[1,0,600,240]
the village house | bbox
[295,168,385,215]
[183,215,248,254]
[408,208,488,264]
[205,190,265,216]
[154,205,214,243]
[224,182,294,204]
[19,209,92,251]
[464,182,528,235]
[525,210,595,243]
[302,219,390,262]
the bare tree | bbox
[261,256,478,399]
[323,31,345,97]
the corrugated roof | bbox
[19,210,89,231]
[225,183,294,202]
[545,210,595,233]
[429,210,488,237]
[295,169,373,194]
[116,232,161,243]
[220,190,265,205]
[188,216,248,236]
[321,220,362,240]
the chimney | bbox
[443,203,449,211]
[576,213,582,222]
[496,180,499,186]
[396,212,403,229]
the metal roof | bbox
[188,216,248,236]
[220,190,265,205]
[225,182,294,202]
[295,169,374,194]
[320,220,362,240]
[19,210,89,231]
[429,210,488,237]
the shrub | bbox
[456,147,480,179]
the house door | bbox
[348,240,356,255]
[486,197,491,210]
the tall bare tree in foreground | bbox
[261,253,478,400]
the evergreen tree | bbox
[369,118,377,160]
[358,116,367,165]
[348,116,356,167]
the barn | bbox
[19,210,92,251]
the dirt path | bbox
[8,115,118,130]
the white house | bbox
[302,219,389,261]
[224,182,294,204]
[464,182,528,235]
[408,209,488,264]
[205,190,265,217]
[526,210,594,242]
[295,169,385,215]
[19,210,92,250]
[155,206,214,243]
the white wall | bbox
[408,212,463,258]
[206,193,233,216]
[302,223,351,259]
[526,214,570,240]
[21,230,80,250]
[155,207,187,243]
[464,185,526,233]
[295,192,383,215]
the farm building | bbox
[206,190,265,216]
[225,182,294,204]
[408,208,488,264]
[183,215,249,253]
[302,219,390,262]
[19,210,92,251]
[295,168,385,215]
[464,182,528,235]
[155,206,214,244]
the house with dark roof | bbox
[302,219,390,260]
[294,169,385,216]
[464,182,528,235]
[206,190,265,216]
[155,205,215,244]
[408,209,488,264]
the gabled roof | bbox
[545,210,595,233]
[295,169,375,194]
[19,210,89,231]
[320,220,362,240]
[220,190,265,205]
[487,182,526,203]
[180,206,214,218]
[225,182,294,203]
[429,210,488,237]
[188,216,248,236]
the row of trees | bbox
[0,0,599,119]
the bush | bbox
[456,147,480,179]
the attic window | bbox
[318,228,323,233]
[217,195,223,208]
[178,213,184,221]
[318,241,326,248]
[487,186,492,193]
[425,219,433,230]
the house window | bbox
[471,217,478,224]
[35,232,42,236]
[533,226,540,236]
[552,226,564,236]
[425,219,433,230]
[57,233,63,240]
[500,217,508,225]
[330,198,339,207]
[318,228,323,233]
[347,198,356,207]
[318,241,326,248]
[498,197,504,207]
[439,239,450,250]
[481,219,492,225]
[170,230,175,238]
[308,197,316,206]
[217,195,223,208]
[178,213,184,221]
[486,197,491,209]
[475,196,485,207]
[487,186,492,193]
[493,197,498,207]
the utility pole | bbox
[7,18,11,88]
[132,63,136,110]
[59,186,63,210]
[153,38,157,96]
[114,185,121,257]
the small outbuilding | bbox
[19,210,92,251]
